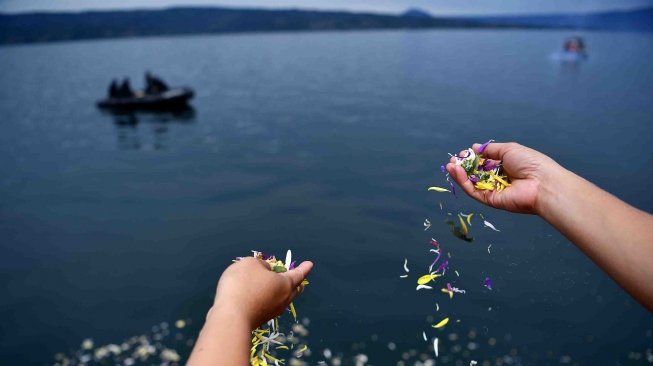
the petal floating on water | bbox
[416,284,434,291]
[403,258,409,273]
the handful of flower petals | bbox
[453,140,511,192]
[235,250,310,366]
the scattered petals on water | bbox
[422,331,427,341]
[424,218,432,231]
[416,284,434,291]
[399,274,408,278]
[428,186,450,193]
[483,220,501,232]
[403,258,409,273]
[432,317,450,329]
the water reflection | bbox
[102,107,196,150]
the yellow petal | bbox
[417,274,441,285]
[466,213,474,226]
[297,345,308,353]
[289,302,297,321]
[475,182,494,190]
[432,317,450,329]
[458,214,469,236]
[491,173,511,187]
[428,186,450,193]
[276,345,289,350]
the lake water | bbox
[0,29,652,365]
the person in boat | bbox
[108,79,119,98]
[118,78,134,98]
[145,71,169,95]
[563,37,586,54]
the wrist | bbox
[533,162,575,219]
[206,301,255,331]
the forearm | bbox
[186,306,252,366]
[537,166,653,311]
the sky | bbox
[0,0,652,15]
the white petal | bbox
[434,338,439,358]
[403,258,409,272]
[416,285,433,291]
[483,220,500,232]
[285,250,292,269]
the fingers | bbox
[283,261,313,288]
[446,163,495,206]
[472,142,516,160]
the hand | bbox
[446,142,562,214]
[208,257,313,330]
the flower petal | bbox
[428,186,450,193]
[432,317,449,329]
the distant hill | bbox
[402,8,433,18]
[0,6,651,45]
[466,6,653,31]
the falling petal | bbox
[458,214,469,236]
[432,317,449,329]
[289,303,297,322]
[403,258,409,273]
[484,277,493,290]
[434,338,439,357]
[436,303,439,311]
[455,270,460,277]
[423,331,427,341]
[416,285,433,291]
[418,273,441,285]
[428,186,450,193]
[487,244,492,254]
[483,220,500,232]
[440,165,446,173]
[399,274,408,278]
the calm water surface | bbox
[0,29,652,365]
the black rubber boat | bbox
[97,87,194,111]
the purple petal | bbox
[450,182,457,197]
[469,175,480,183]
[289,261,296,270]
[478,139,495,154]
[480,160,498,171]
[484,276,492,290]
[440,165,446,173]
[436,260,449,273]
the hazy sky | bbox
[1,0,652,15]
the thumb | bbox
[283,261,313,288]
